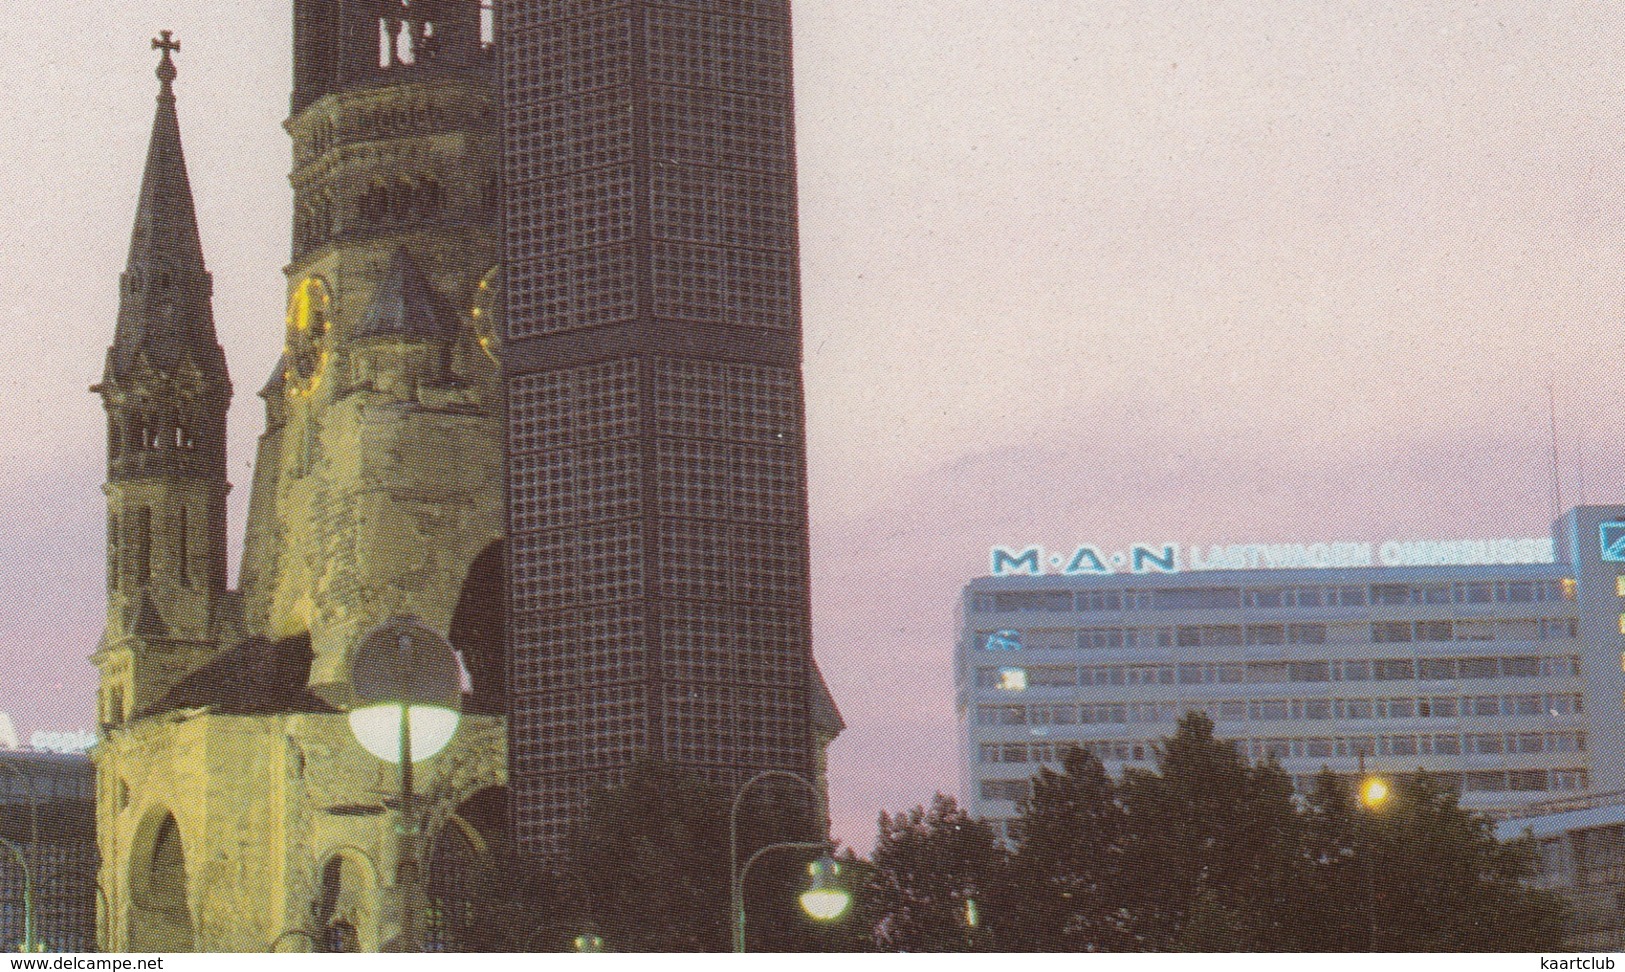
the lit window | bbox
[1617,613,1625,636]
[1617,576,1625,597]
[997,668,1028,692]
[984,630,1023,652]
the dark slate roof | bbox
[107,47,226,383]
[352,248,459,343]
[141,633,339,719]
[809,662,845,737]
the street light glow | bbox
[1360,777,1391,809]
[348,704,461,763]
[798,856,852,921]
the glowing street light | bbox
[572,932,605,953]
[729,771,851,952]
[347,618,464,954]
[797,856,852,921]
[1360,776,1391,809]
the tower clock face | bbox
[470,266,503,362]
[285,276,333,393]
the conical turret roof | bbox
[353,248,459,343]
[108,35,226,383]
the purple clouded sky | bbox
[4,0,1625,848]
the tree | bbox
[1006,745,1129,950]
[562,758,848,952]
[1115,713,1311,951]
[862,794,1009,951]
[1305,771,1567,951]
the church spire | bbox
[108,32,224,383]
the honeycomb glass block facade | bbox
[500,0,817,856]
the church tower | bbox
[92,34,233,729]
[234,0,503,700]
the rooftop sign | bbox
[991,538,1556,577]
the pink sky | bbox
[5,1,1625,848]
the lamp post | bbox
[0,836,35,953]
[346,618,464,954]
[728,770,851,952]
[1356,753,1390,952]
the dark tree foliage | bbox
[1116,713,1311,951]
[858,715,1567,952]
[1304,770,1567,951]
[861,794,1010,951]
[551,758,855,952]
[1005,746,1129,950]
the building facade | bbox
[498,0,832,857]
[0,751,96,952]
[91,11,507,952]
[959,509,1625,840]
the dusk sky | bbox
[5,0,1625,847]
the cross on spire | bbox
[152,30,180,86]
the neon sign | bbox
[29,730,97,754]
[991,538,1556,577]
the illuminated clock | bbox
[470,265,502,363]
[284,276,333,394]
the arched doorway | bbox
[129,811,193,952]
[314,853,374,952]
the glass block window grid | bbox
[511,521,644,613]
[645,8,790,96]
[657,519,808,605]
[651,357,800,443]
[505,90,635,185]
[508,247,640,337]
[654,437,801,523]
[647,85,791,175]
[512,767,626,857]
[511,608,647,694]
[511,684,648,774]
[660,601,807,688]
[509,361,639,454]
[506,166,637,262]
[652,242,797,330]
[651,164,795,250]
[512,442,643,534]
[502,14,634,106]
[663,683,806,765]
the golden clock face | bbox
[284,276,333,394]
[470,266,503,363]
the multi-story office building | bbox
[959,506,1625,840]
[0,750,96,952]
[499,1,832,856]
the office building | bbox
[0,750,96,952]
[499,0,835,857]
[960,507,1625,840]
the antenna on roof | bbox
[1547,382,1564,519]
[1576,432,1590,508]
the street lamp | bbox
[572,932,605,952]
[346,618,464,954]
[1360,777,1391,810]
[1355,754,1390,951]
[729,770,850,952]
[0,836,35,953]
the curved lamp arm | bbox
[728,770,824,953]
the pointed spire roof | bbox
[353,248,459,342]
[108,33,226,383]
